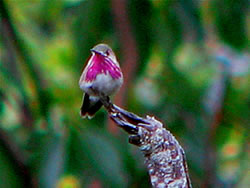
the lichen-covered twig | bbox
[99,95,192,188]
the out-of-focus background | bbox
[0,0,249,187]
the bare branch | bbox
[0,129,37,187]
[99,95,192,188]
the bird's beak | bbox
[90,49,97,53]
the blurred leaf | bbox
[203,70,226,116]
[0,90,4,116]
[128,0,153,75]
[159,1,182,50]
[179,0,204,41]
[39,135,65,188]
[66,128,127,188]
[39,0,63,35]
[213,0,248,49]
[72,0,113,71]
[0,140,24,188]
[65,127,89,175]
[27,130,65,188]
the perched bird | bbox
[79,43,123,118]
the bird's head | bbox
[90,43,118,65]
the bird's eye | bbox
[106,51,110,56]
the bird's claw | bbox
[112,104,150,124]
[98,93,150,136]
[110,113,139,134]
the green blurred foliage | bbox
[0,0,249,187]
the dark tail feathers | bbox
[80,93,103,119]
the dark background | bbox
[0,0,249,187]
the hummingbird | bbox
[79,43,123,118]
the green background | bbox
[0,0,249,187]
